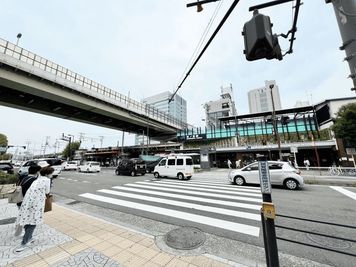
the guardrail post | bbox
[258,156,279,267]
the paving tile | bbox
[112,228,127,235]
[150,252,174,266]
[119,231,135,239]
[124,255,149,267]
[63,243,89,255]
[165,258,190,267]
[43,250,70,265]
[38,246,64,258]
[75,234,96,242]
[116,239,135,249]
[92,241,114,252]
[139,247,160,261]
[112,249,134,263]
[127,234,146,243]
[210,260,232,267]
[27,259,49,267]
[125,243,146,255]
[11,254,42,267]
[190,255,213,267]
[82,237,104,247]
[59,240,81,250]
[143,261,164,267]
[107,235,125,245]
[101,245,123,258]
[138,237,155,247]
[100,232,118,241]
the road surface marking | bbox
[187,180,260,190]
[79,193,260,237]
[153,180,260,193]
[330,186,356,200]
[112,186,261,210]
[98,189,260,221]
[136,181,262,198]
[125,183,261,203]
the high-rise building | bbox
[135,91,187,145]
[204,84,237,129]
[248,80,282,114]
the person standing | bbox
[304,158,310,170]
[16,164,41,208]
[235,159,241,169]
[15,166,53,252]
[227,159,232,169]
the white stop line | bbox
[330,186,356,201]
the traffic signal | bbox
[281,116,290,125]
[242,10,282,61]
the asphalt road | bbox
[51,169,356,266]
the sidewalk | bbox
[1,200,238,267]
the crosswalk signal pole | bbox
[258,156,279,267]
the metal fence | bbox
[0,38,187,130]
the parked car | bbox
[78,161,101,173]
[18,158,62,178]
[153,155,193,180]
[115,158,146,176]
[228,161,304,190]
[61,161,78,171]
[0,162,14,174]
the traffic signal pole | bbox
[326,0,356,92]
[258,156,279,267]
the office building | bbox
[135,91,187,145]
[248,80,282,113]
[204,84,237,129]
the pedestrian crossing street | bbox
[79,176,263,237]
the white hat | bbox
[37,161,49,168]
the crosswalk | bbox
[79,177,263,237]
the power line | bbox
[169,0,241,103]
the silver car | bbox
[228,161,304,190]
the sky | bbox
[0,0,354,156]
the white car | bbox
[78,161,101,173]
[62,161,78,171]
[18,158,62,178]
[228,161,304,190]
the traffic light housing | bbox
[242,10,283,61]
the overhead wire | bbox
[177,0,225,84]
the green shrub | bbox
[0,172,18,185]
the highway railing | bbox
[0,38,187,130]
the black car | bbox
[115,158,146,176]
[0,162,14,174]
[145,158,163,173]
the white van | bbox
[153,155,193,180]
[78,161,101,173]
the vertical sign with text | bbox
[258,160,272,194]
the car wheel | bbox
[131,171,136,177]
[87,169,90,173]
[177,173,184,180]
[186,176,191,180]
[141,173,145,176]
[234,176,245,186]
[154,172,160,178]
[284,178,299,190]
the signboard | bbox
[186,134,207,141]
[258,160,272,194]
[290,146,298,153]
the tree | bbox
[0,133,8,147]
[332,103,356,148]
[62,141,81,159]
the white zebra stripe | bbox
[111,186,261,210]
[124,184,261,203]
[98,189,260,221]
[136,181,262,198]
[79,193,260,237]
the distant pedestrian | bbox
[227,159,232,169]
[15,166,53,252]
[235,159,241,169]
[303,158,310,170]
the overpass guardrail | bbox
[0,38,187,130]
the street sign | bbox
[290,146,298,153]
[258,160,272,194]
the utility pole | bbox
[61,134,73,160]
[121,132,125,156]
[146,120,150,155]
[269,84,282,160]
[99,136,104,149]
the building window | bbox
[222,102,229,109]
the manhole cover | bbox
[0,217,16,225]
[306,233,352,250]
[165,227,206,250]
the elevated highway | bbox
[0,38,186,139]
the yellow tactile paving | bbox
[11,254,42,267]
